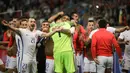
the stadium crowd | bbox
[0,0,130,73]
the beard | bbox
[31,24,35,27]
[29,24,35,31]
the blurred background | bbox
[0,0,130,28]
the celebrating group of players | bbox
[0,11,130,73]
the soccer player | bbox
[118,25,130,73]
[71,12,85,73]
[1,19,61,73]
[91,19,122,73]
[42,21,54,73]
[5,18,21,73]
[72,19,86,73]
[83,20,96,73]
[49,11,75,73]
[3,18,28,73]
[88,18,129,40]
[71,12,79,24]
[0,27,13,73]
[27,18,37,73]
[15,18,28,73]
[0,42,8,73]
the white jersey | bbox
[89,29,98,39]
[19,28,43,61]
[119,30,130,60]
[89,27,116,39]
[106,27,116,33]
[15,34,23,72]
[15,34,23,57]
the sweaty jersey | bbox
[18,28,43,61]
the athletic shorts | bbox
[19,58,37,73]
[75,53,84,73]
[16,56,22,73]
[83,57,96,72]
[122,59,130,70]
[46,58,54,73]
[97,56,113,73]
[6,56,16,69]
[75,53,84,66]
[54,51,75,73]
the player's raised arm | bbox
[1,20,21,35]
[48,11,64,23]
[115,26,130,33]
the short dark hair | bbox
[42,20,49,23]
[70,12,79,20]
[42,20,50,27]
[20,18,28,24]
[71,12,78,16]
[98,19,107,28]
[88,20,94,22]
[19,16,29,20]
